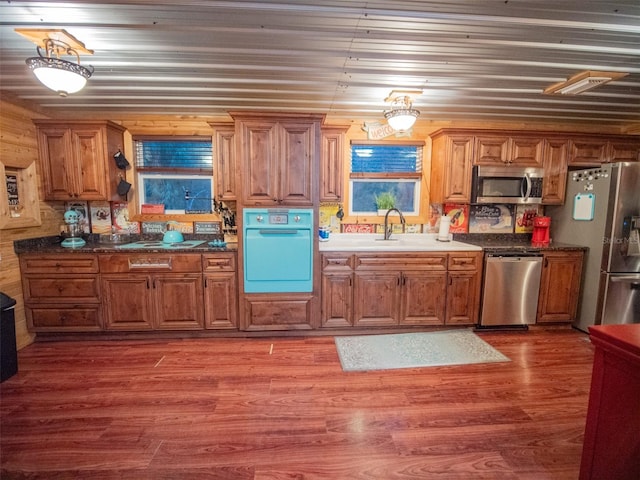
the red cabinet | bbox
[580,325,640,480]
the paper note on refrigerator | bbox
[573,193,595,221]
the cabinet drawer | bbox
[322,253,355,271]
[203,253,236,272]
[99,254,202,273]
[20,254,99,274]
[355,253,447,270]
[448,252,481,270]
[23,276,100,302]
[27,306,102,331]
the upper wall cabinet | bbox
[320,125,349,202]
[34,120,126,201]
[568,136,640,166]
[208,122,237,201]
[474,134,544,166]
[431,129,640,206]
[231,112,324,207]
[430,131,474,204]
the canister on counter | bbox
[319,226,330,242]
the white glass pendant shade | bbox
[385,109,419,131]
[26,43,93,96]
[384,95,420,131]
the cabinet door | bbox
[69,127,108,199]
[430,134,474,203]
[211,124,237,200]
[37,127,75,200]
[155,274,204,330]
[204,272,238,329]
[509,136,544,166]
[474,136,509,165]
[537,251,584,323]
[321,272,353,327]
[278,121,315,206]
[102,275,154,330]
[542,139,569,205]
[320,127,347,202]
[400,271,446,325]
[607,139,640,162]
[568,139,608,166]
[446,271,480,325]
[353,271,401,326]
[240,120,278,205]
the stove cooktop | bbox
[115,240,206,250]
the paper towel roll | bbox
[438,215,451,241]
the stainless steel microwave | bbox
[471,166,544,204]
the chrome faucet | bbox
[383,208,406,240]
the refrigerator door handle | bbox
[609,275,640,290]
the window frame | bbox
[132,135,214,218]
[347,140,425,219]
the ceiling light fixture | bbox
[384,90,422,131]
[544,70,628,96]
[17,29,94,97]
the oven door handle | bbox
[258,229,300,235]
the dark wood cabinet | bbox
[537,250,584,323]
[320,125,349,202]
[446,253,483,325]
[19,254,102,332]
[232,112,323,206]
[203,253,238,330]
[430,132,474,203]
[99,254,204,331]
[474,135,543,166]
[321,253,355,327]
[34,120,126,201]
[208,122,237,201]
[542,139,569,205]
[321,251,478,329]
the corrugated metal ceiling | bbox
[1,1,639,129]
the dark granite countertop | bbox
[453,233,587,253]
[14,235,238,255]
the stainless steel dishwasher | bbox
[479,252,543,327]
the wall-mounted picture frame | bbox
[0,158,41,230]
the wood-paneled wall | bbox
[0,97,61,349]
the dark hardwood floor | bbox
[1,328,595,479]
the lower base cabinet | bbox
[203,253,238,330]
[99,254,204,331]
[242,294,316,331]
[322,251,481,328]
[537,250,584,323]
[101,274,204,330]
[19,254,102,332]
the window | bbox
[135,137,213,214]
[349,142,423,216]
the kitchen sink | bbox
[319,233,482,252]
[115,240,205,250]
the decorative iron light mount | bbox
[384,90,422,131]
[17,29,94,96]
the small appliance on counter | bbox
[61,209,86,248]
[531,216,550,247]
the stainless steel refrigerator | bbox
[546,162,640,332]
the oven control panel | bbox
[244,208,312,227]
